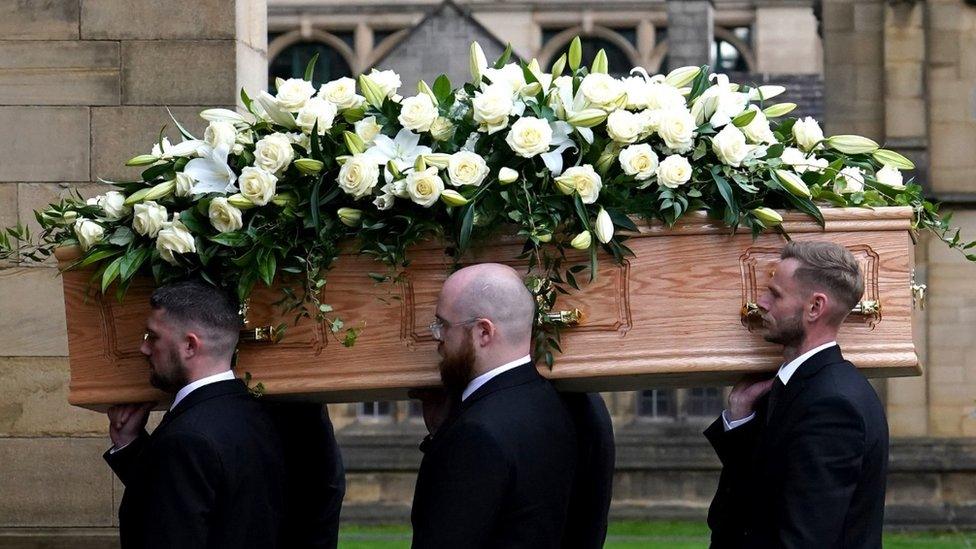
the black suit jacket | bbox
[705,346,889,549]
[264,401,345,549]
[411,363,578,549]
[560,392,615,549]
[105,379,286,549]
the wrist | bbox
[727,406,753,422]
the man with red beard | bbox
[705,241,889,548]
[410,263,578,548]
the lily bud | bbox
[337,207,362,227]
[123,187,153,206]
[520,82,543,97]
[748,85,786,101]
[358,74,386,109]
[751,207,783,227]
[825,135,880,155]
[227,193,256,210]
[567,109,608,128]
[417,80,437,102]
[568,37,582,71]
[387,161,403,180]
[142,179,176,201]
[595,149,617,176]
[591,49,609,74]
[498,167,519,184]
[872,148,915,170]
[126,154,159,167]
[414,155,427,172]
[774,169,812,199]
[594,207,614,244]
[440,189,469,207]
[570,231,592,250]
[294,158,324,175]
[762,103,797,118]
[664,66,701,88]
[423,153,451,169]
[271,193,296,207]
[554,175,576,195]
[343,131,365,155]
[550,54,567,78]
[470,42,487,83]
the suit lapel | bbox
[766,345,846,433]
[155,379,246,433]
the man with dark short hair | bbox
[104,280,286,549]
[410,263,578,548]
[705,241,889,548]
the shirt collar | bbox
[776,341,837,386]
[171,370,236,411]
[462,354,532,402]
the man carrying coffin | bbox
[411,263,578,548]
[705,241,889,548]
[104,280,286,548]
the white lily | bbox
[363,128,432,183]
[540,121,577,176]
[152,138,209,160]
[200,108,247,124]
[256,91,298,129]
[182,144,238,195]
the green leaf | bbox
[259,251,276,287]
[208,232,251,247]
[433,74,452,103]
[71,248,123,270]
[101,255,124,293]
[310,176,323,232]
[120,247,151,281]
[574,194,591,230]
[783,192,825,228]
[240,88,254,113]
[493,43,513,69]
[303,52,319,82]
[458,204,475,252]
[166,107,197,140]
[710,168,738,217]
[607,208,638,232]
[108,226,134,247]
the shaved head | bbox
[440,263,536,346]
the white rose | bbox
[646,83,687,111]
[355,116,383,146]
[711,90,750,128]
[405,167,444,207]
[204,121,237,150]
[296,97,338,135]
[656,108,696,153]
[836,167,864,194]
[555,165,603,204]
[793,117,824,152]
[656,154,693,188]
[88,191,131,221]
[482,64,525,94]
[156,218,196,265]
[712,124,751,167]
[238,167,278,206]
[622,76,652,109]
[606,110,643,144]
[579,73,625,110]
[742,106,776,144]
[447,151,489,187]
[282,131,311,152]
[319,77,364,110]
[132,201,167,237]
[472,84,514,134]
[337,154,380,199]
[429,117,455,141]
[175,171,195,197]
[619,144,659,181]
[275,77,316,112]
[875,165,905,189]
[73,218,104,251]
[208,197,243,233]
[397,94,439,132]
[505,117,552,158]
[779,147,828,174]
[368,69,401,98]
[254,133,295,173]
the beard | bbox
[148,347,189,394]
[762,309,805,347]
[438,333,476,395]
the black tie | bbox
[766,377,786,425]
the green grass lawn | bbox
[337,521,976,549]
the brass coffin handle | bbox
[741,301,882,323]
[543,308,584,326]
[239,325,279,343]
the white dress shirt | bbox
[110,370,237,453]
[461,354,532,402]
[722,341,838,431]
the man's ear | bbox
[184,332,203,358]
[808,292,829,323]
[474,319,495,347]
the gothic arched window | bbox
[269,40,354,90]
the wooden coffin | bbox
[59,207,921,410]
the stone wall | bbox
[0,0,266,539]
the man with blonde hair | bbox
[705,241,889,548]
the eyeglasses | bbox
[428,317,481,341]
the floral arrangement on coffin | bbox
[2,38,972,358]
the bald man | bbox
[410,263,578,549]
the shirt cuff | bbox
[108,440,133,455]
[722,410,756,431]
